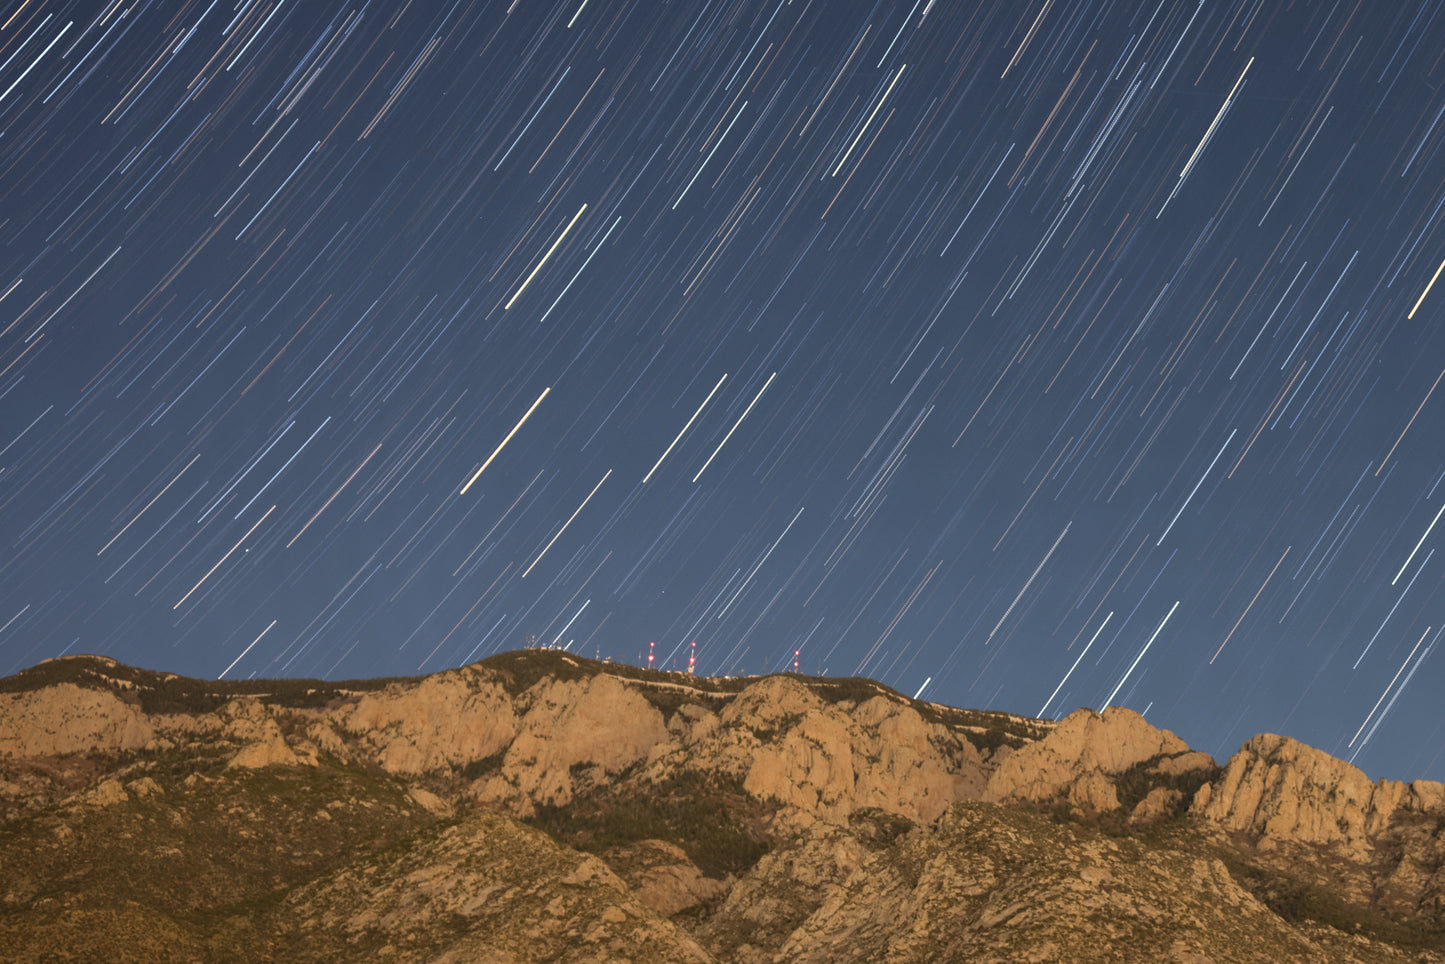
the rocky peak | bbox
[1192,732,1445,855]
[983,705,1203,814]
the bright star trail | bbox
[1,0,1444,783]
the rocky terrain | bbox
[1,649,1442,961]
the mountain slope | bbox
[1,650,1442,961]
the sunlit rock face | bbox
[344,670,521,775]
[983,705,1191,807]
[490,672,671,809]
[0,682,155,758]
[689,675,987,823]
[1192,732,1445,855]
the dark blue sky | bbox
[2,0,1444,781]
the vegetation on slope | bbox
[527,768,775,879]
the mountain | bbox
[1,650,1442,962]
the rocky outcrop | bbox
[653,676,986,824]
[1067,771,1120,814]
[476,673,670,811]
[228,720,307,769]
[11,653,1434,856]
[0,656,997,826]
[983,706,1190,808]
[345,670,520,774]
[0,683,154,758]
[1192,733,1445,854]
[851,692,988,818]
[1130,786,1182,823]
[77,777,129,808]
[1154,750,1215,778]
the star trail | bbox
[1,0,1444,781]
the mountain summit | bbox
[1,650,1442,961]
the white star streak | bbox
[1392,499,1445,585]
[460,388,550,495]
[1104,600,1179,708]
[505,204,587,309]
[523,469,611,577]
[644,373,727,483]
[986,521,1070,643]
[1158,429,1236,546]
[1039,611,1112,716]
[219,619,276,679]
[174,505,275,610]
[693,372,776,483]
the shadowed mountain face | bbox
[1,651,1443,962]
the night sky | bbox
[2,0,1444,782]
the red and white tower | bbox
[688,641,696,675]
[647,640,655,670]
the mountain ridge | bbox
[2,650,1442,961]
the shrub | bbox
[525,769,771,878]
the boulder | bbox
[229,719,305,769]
[1130,786,1182,823]
[1068,771,1120,813]
[79,777,129,808]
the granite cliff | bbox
[1,650,1442,961]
